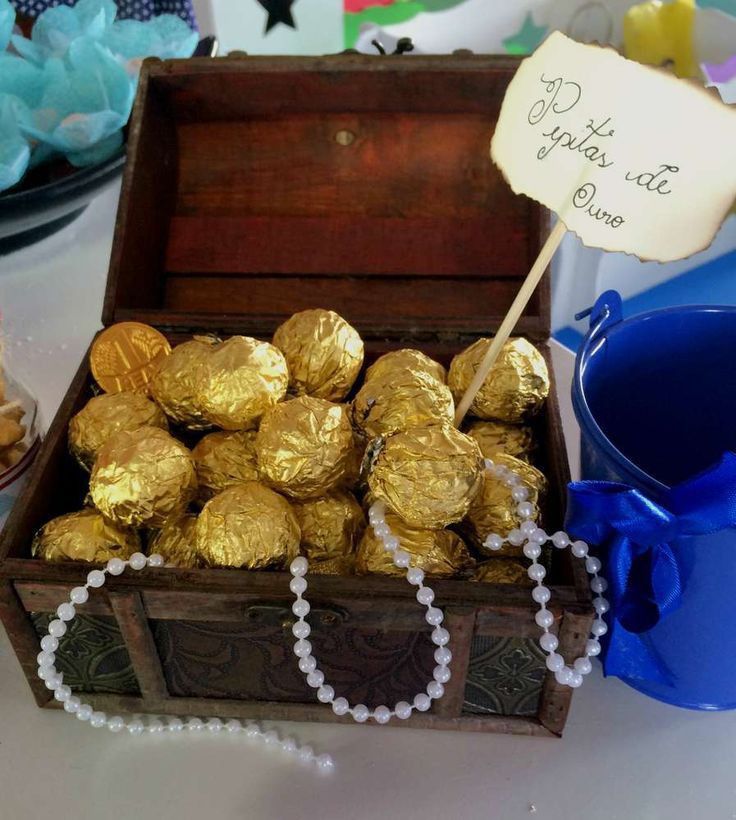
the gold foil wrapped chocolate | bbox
[147,513,200,569]
[356,512,474,577]
[149,338,216,430]
[197,336,289,430]
[90,426,197,528]
[464,419,535,462]
[292,491,365,562]
[32,508,140,563]
[69,391,168,470]
[473,558,532,586]
[192,430,259,503]
[195,482,300,569]
[367,423,484,529]
[308,554,356,575]
[273,308,364,401]
[365,349,446,385]
[448,337,549,422]
[351,370,454,440]
[256,397,355,499]
[463,453,547,557]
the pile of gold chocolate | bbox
[34,310,551,585]
[0,367,29,473]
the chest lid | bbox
[104,54,550,345]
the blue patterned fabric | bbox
[11,0,197,30]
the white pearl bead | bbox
[306,670,325,688]
[529,528,547,545]
[520,520,537,536]
[373,523,390,539]
[383,535,400,552]
[290,556,308,576]
[425,607,444,626]
[207,718,224,732]
[292,599,310,618]
[187,718,204,731]
[90,711,107,728]
[517,502,535,519]
[87,570,106,588]
[368,502,385,520]
[37,650,55,667]
[593,597,610,614]
[585,639,602,657]
[54,684,71,702]
[70,586,89,605]
[245,724,260,738]
[568,672,584,688]
[431,627,450,646]
[406,567,424,586]
[263,731,279,746]
[129,552,147,571]
[37,665,57,681]
[539,632,558,652]
[591,619,608,637]
[393,550,410,568]
[168,717,184,732]
[414,693,431,712]
[535,609,554,628]
[395,701,412,720]
[427,681,444,700]
[545,652,564,672]
[48,619,67,638]
[554,667,574,686]
[523,543,542,560]
[44,676,62,690]
[107,558,125,576]
[293,639,312,658]
[483,458,495,471]
[76,704,93,721]
[585,556,602,574]
[107,716,125,732]
[57,602,75,622]
[590,577,608,593]
[373,705,391,724]
[483,533,504,551]
[298,655,317,674]
[147,553,164,568]
[128,719,145,735]
[225,719,241,733]
[292,621,310,639]
[507,529,525,546]
[511,486,529,502]
[532,585,551,604]
[289,576,307,596]
[416,586,434,606]
[571,540,589,558]
[316,753,335,772]
[493,465,509,479]
[433,665,451,684]
[297,745,314,762]
[332,697,350,716]
[40,635,58,652]
[352,704,369,723]
[434,646,452,665]
[574,657,592,675]
[281,737,298,753]
[317,685,334,703]
[63,696,81,713]
[148,718,165,732]
[551,531,569,549]
[528,564,546,582]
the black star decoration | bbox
[257,0,297,33]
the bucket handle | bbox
[575,289,623,342]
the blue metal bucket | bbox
[572,290,736,709]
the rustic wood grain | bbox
[432,608,476,718]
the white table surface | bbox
[1,185,734,820]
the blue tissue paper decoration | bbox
[0,0,197,192]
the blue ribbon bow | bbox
[565,452,736,685]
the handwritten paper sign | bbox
[491,31,736,261]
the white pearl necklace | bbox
[35,552,334,772]
[288,456,610,718]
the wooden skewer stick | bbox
[454,218,568,426]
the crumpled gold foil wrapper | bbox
[90,426,197,528]
[69,391,168,470]
[192,430,259,503]
[365,349,446,385]
[351,370,454,440]
[273,309,364,401]
[308,554,356,575]
[197,336,289,430]
[356,512,474,578]
[195,482,300,569]
[147,513,199,569]
[292,490,365,562]
[464,419,535,462]
[367,423,484,529]
[463,453,547,557]
[448,337,549,422]
[473,558,531,586]
[32,508,140,563]
[256,396,355,499]
[149,338,217,430]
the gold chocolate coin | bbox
[91,322,171,394]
